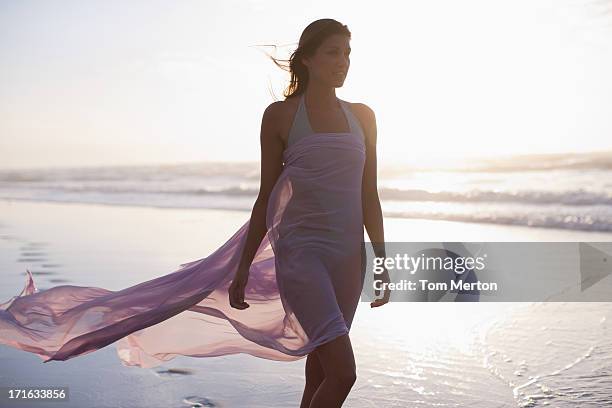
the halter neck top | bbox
[287,93,365,147]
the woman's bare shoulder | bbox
[263,97,299,123]
[277,96,300,114]
[345,101,375,122]
[262,97,300,147]
[344,100,376,141]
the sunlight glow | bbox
[0,0,610,169]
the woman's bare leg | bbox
[308,334,357,408]
[299,352,326,408]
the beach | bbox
[2,0,612,404]
[1,198,611,407]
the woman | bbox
[0,17,390,408]
[229,18,391,407]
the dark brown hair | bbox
[264,19,351,100]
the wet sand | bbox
[1,199,611,407]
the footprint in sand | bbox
[20,242,48,250]
[48,278,71,283]
[17,257,46,262]
[20,251,47,257]
[154,367,196,377]
[22,271,57,276]
[181,395,218,407]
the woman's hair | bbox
[266,19,351,100]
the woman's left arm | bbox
[358,104,391,307]
[359,104,386,259]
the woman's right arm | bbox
[228,102,284,310]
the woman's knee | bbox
[314,334,357,388]
[305,354,325,386]
[328,369,357,391]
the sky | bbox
[1,0,611,170]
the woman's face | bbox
[302,34,351,88]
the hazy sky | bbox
[1,0,611,169]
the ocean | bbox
[1,150,611,232]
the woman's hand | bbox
[370,266,391,308]
[229,268,250,310]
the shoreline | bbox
[2,197,611,243]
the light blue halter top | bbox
[287,93,365,147]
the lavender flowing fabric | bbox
[0,132,367,368]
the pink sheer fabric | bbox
[0,132,367,368]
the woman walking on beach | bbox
[0,17,390,408]
[229,19,391,407]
